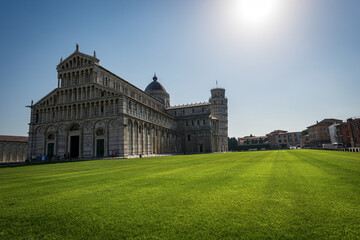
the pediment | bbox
[57,51,99,71]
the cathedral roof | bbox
[145,74,167,93]
[167,102,211,110]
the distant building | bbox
[347,118,360,147]
[266,130,288,149]
[266,130,302,149]
[329,122,350,146]
[237,136,268,145]
[307,119,342,147]
[300,134,310,147]
[287,132,301,148]
[0,135,28,163]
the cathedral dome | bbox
[145,74,167,93]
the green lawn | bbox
[0,150,359,239]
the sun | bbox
[232,0,282,30]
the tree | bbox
[301,129,309,136]
[228,137,238,151]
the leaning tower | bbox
[209,88,228,152]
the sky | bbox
[0,0,359,138]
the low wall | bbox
[0,141,28,163]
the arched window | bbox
[48,134,55,140]
[70,124,80,131]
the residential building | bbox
[307,119,342,147]
[266,130,288,149]
[347,118,360,147]
[329,122,350,146]
[287,132,301,147]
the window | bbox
[192,109,194,113]
[186,121,188,126]
[203,119,205,125]
[48,134,55,140]
[96,129,105,136]
[192,121,194,126]
[197,120,200,125]
[188,135,191,141]
[70,124,80,131]
[174,111,177,116]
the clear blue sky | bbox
[0,0,359,138]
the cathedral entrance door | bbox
[199,144,203,153]
[70,136,79,158]
[47,143,54,158]
[96,139,104,157]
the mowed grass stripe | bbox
[277,151,359,239]
[0,150,359,239]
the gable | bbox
[56,51,99,72]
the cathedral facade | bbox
[27,46,228,159]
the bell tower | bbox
[209,88,228,152]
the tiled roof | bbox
[308,119,342,128]
[0,135,28,143]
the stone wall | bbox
[0,137,28,163]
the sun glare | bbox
[232,0,282,30]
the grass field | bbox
[0,150,359,239]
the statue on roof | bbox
[76,43,79,52]
[93,50,96,58]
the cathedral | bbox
[27,45,228,159]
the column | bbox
[0,143,3,163]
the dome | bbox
[145,74,167,93]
